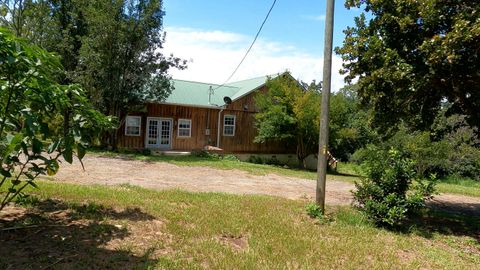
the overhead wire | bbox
[212,0,278,91]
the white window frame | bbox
[177,118,192,138]
[125,116,141,136]
[223,115,236,136]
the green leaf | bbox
[0,169,12,178]
[32,138,43,154]
[3,133,23,159]
[47,160,59,176]
[10,179,20,185]
[77,144,86,160]
[27,181,38,189]
[48,140,61,154]
[63,146,73,164]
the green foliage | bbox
[353,147,436,227]
[247,155,264,164]
[0,0,186,148]
[337,0,480,133]
[254,73,320,167]
[246,155,282,166]
[305,203,323,219]
[352,111,480,181]
[0,28,113,211]
[329,85,377,161]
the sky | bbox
[162,0,363,91]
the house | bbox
[117,73,294,154]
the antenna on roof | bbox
[208,86,214,105]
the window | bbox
[125,116,141,136]
[178,119,192,137]
[223,115,235,136]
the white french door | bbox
[146,117,172,149]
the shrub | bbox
[264,156,281,166]
[141,148,152,156]
[353,147,436,227]
[223,154,239,161]
[247,155,264,164]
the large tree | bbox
[336,0,480,134]
[1,0,186,147]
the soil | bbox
[0,200,163,269]
[48,155,480,216]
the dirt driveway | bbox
[50,155,480,215]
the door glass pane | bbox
[148,120,159,145]
[160,120,171,146]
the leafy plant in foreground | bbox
[353,147,436,227]
[0,28,114,211]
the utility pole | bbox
[316,0,335,213]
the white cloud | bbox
[161,27,346,92]
[301,14,326,22]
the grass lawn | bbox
[1,182,478,269]
[94,151,480,198]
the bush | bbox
[353,147,436,227]
[223,154,239,161]
[264,156,281,166]
[247,155,264,164]
[141,148,152,156]
[351,117,480,181]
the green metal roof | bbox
[165,74,280,108]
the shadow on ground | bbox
[406,201,480,245]
[0,199,159,269]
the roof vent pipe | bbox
[208,86,214,105]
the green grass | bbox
[435,176,480,197]
[93,151,480,197]
[5,181,479,269]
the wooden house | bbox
[117,74,294,154]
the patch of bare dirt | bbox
[50,154,480,216]
[0,200,169,269]
[51,155,355,205]
[217,234,249,251]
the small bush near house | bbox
[264,156,281,166]
[223,154,240,161]
[353,147,436,227]
[247,155,264,164]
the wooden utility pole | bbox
[316,0,335,213]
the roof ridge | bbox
[172,78,239,89]
[226,72,282,84]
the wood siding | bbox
[118,87,294,154]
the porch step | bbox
[152,150,191,156]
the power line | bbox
[212,0,277,90]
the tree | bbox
[254,73,320,168]
[336,0,480,134]
[0,28,113,211]
[329,85,377,160]
[1,0,186,148]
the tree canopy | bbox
[1,0,186,147]
[254,73,320,167]
[337,0,480,134]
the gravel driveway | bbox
[50,155,480,215]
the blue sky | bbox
[162,0,363,90]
